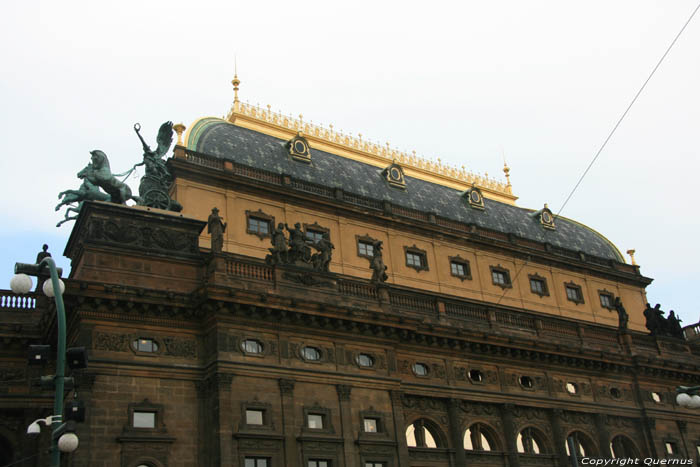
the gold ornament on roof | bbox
[225,100,517,203]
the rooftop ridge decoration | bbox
[225,86,516,204]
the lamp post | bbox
[11,255,74,466]
[676,386,700,409]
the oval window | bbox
[469,369,483,383]
[242,339,263,354]
[356,353,374,368]
[302,346,321,361]
[610,387,622,399]
[132,338,158,353]
[651,392,662,403]
[413,363,429,376]
[519,376,534,389]
[566,382,578,395]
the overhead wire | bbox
[494,2,700,306]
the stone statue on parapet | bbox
[612,297,628,332]
[285,223,312,264]
[644,303,684,339]
[134,122,182,212]
[207,207,227,253]
[267,223,288,265]
[311,232,334,273]
[370,240,389,283]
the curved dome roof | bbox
[187,118,624,262]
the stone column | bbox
[594,414,612,458]
[337,384,356,467]
[447,399,467,467]
[499,404,520,467]
[390,390,410,466]
[279,378,299,467]
[547,409,569,467]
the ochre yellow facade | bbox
[173,177,647,332]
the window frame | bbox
[303,222,329,245]
[244,458,270,467]
[564,282,585,305]
[598,289,614,309]
[241,338,264,356]
[125,399,166,435]
[131,337,160,355]
[240,400,274,431]
[528,273,549,297]
[302,404,334,434]
[449,255,472,281]
[301,346,322,362]
[490,265,512,289]
[356,353,375,368]
[245,209,275,240]
[404,245,429,272]
[412,362,429,377]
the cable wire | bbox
[495,2,700,306]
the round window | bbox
[294,140,307,153]
[566,382,578,395]
[356,353,374,368]
[542,211,552,223]
[412,363,429,376]
[302,346,321,361]
[519,376,534,389]
[610,387,622,399]
[468,369,483,383]
[242,339,263,354]
[470,190,481,203]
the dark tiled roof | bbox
[191,119,623,261]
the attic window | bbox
[383,162,406,189]
[465,185,485,210]
[287,132,311,163]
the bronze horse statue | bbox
[78,150,141,205]
[55,177,111,227]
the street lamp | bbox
[11,253,72,467]
[676,386,700,408]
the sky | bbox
[1,1,698,325]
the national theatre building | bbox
[1,78,699,467]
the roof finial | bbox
[626,249,637,265]
[232,58,240,105]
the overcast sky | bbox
[1,1,698,326]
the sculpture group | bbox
[56,121,182,227]
[643,303,684,338]
[265,223,334,272]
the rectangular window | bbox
[406,252,423,267]
[245,458,269,467]
[599,293,613,309]
[246,409,264,425]
[248,217,270,236]
[530,278,546,296]
[365,463,385,467]
[358,240,374,258]
[490,267,511,287]
[308,460,330,467]
[306,229,325,243]
[132,411,156,428]
[565,284,584,304]
[363,418,378,433]
[665,441,676,455]
[307,414,324,429]
[449,258,471,280]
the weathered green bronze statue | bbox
[55,120,183,227]
[134,122,182,212]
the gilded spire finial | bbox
[232,74,240,104]
[503,161,511,186]
[627,249,637,265]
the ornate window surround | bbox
[490,265,512,289]
[564,281,585,305]
[598,289,615,309]
[245,209,275,240]
[528,273,549,297]
[356,234,378,259]
[449,255,472,281]
[404,245,429,272]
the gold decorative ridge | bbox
[226,100,517,204]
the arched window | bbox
[566,431,596,458]
[464,423,498,451]
[406,419,440,448]
[517,427,547,454]
[610,435,640,459]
